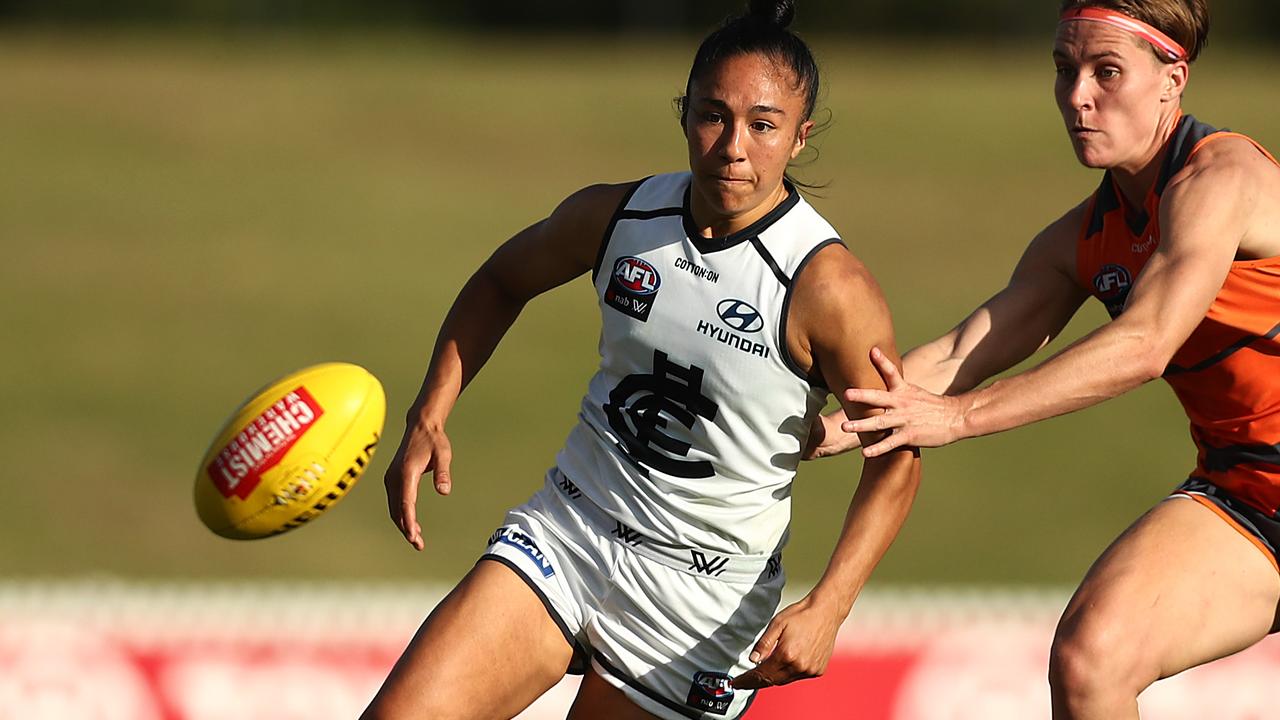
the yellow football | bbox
[194,362,386,539]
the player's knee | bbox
[1049,613,1152,702]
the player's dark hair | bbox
[1059,0,1210,62]
[678,0,825,189]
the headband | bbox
[1059,7,1188,61]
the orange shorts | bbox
[1173,477,1280,576]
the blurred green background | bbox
[2,2,1277,589]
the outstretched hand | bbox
[841,347,968,457]
[382,420,454,550]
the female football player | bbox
[362,1,920,718]
[820,1,1280,717]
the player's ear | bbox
[1161,61,1189,102]
[791,120,814,159]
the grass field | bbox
[3,29,1278,587]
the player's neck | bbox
[1110,110,1182,212]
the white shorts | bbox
[481,469,786,719]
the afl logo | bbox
[717,299,764,333]
[613,257,661,295]
[1092,263,1132,299]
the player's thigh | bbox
[362,558,575,720]
[1055,497,1280,681]
[566,668,661,720]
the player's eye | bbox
[1097,66,1120,80]
[750,121,775,133]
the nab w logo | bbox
[558,474,583,500]
[612,521,644,546]
[688,550,729,577]
[716,299,763,333]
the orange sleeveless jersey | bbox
[1076,114,1280,515]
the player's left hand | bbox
[730,594,840,690]
[841,346,968,457]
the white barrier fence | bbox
[1,581,1277,719]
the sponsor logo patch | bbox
[605,256,661,321]
[686,671,734,715]
[207,387,324,500]
[493,528,556,577]
[716,299,763,333]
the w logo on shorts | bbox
[611,521,644,546]
[688,550,728,577]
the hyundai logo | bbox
[716,299,763,333]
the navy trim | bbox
[749,237,790,288]
[1199,440,1280,474]
[1092,115,1222,238]
[592,179,649,284]
[1086,176,1118,239]
[779,238,845,387]
[593,653,703,719]
[478,555,588,674]
[1156,114,1220,197]
[682,180,802,255]
[1165,320,1280,376]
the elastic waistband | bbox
[547,468,782,584]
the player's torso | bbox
[1076,114,1280,513]
[556,172,839,555]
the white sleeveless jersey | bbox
[554,172,842,557]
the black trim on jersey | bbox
[681,179,802,254]
[620,207,684,221]
[1199,440,1280,474]
[1164,320,1280,376]
[1089,115,1221,238]
[478,555,589,675]
[1156,115,1220,197]
[593,178,650,284]
[1086,178,1120,239]
[779,238,845,388]
[749,237,790,288]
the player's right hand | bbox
[383,419,453,551]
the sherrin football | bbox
[195,362,386,539]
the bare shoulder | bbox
[791,243,887,318]
[534,180,643,268]
[547,181,642,238]
[1015,196,1092,279]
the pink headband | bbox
[1060,7,1188,61]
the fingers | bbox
[396,465,425,551]
[749,619,783,665]
[868,346,905,390]
[840,412,904,435]
[841,387,894,410]
[861,431,908,458]
[432,442,453,496]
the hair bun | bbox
[747,0,795,29]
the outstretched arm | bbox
[847,141,1264,456]
[734,244,920,689]
[803,203,1089,459]
[384,182,633,549]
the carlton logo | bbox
[716,299,763,333]
[207,387,324,500]
[613,257,661,295]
